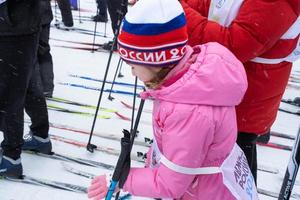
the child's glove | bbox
[88,175,108,200]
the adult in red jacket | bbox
[180,0,300,182]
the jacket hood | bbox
[141,42,248,106]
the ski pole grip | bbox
[105,181,118,200]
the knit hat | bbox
[118,0,188,67]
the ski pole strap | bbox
[160,153,221,175]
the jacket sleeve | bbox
[181,0,298,62]
[123,108,215,198]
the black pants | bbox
[0,34,38,159]
[236,132,258,184]
[107,0,127,34]
[0,34,49,160]
[57,0,73,26]
[25,62,50,141]
[96,0,108,19]
[38,24,54,94]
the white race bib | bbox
[221,144,259,200]
[150,140,258,200]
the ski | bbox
[52,24,106,36]
[53,44,117,53]
[258,188,300,199]
[271,130,296,140]
[281,98,300,108]
[59,82,136,96]
[50,38,104,47]
[61,162,96,179]
[47,104,112,119]
[257,141,293,151]
[120,100,152,114]
[279,107,300,116]
[61,163,132,200]
[290,77,300,84]
[53,45,99,52]
[114,112,152,126]
[49,134,146,163]
[48,120,150,147]
[24,150,114,170]
[257,164,279,174]
[279,126,300,199]
[3,175,87,193]
[69,74,144,89]
[48,102,148,124]
[287,83,300,90]
[47,96,117,113]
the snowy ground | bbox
[0,0,300,199]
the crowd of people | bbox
[0,0,299,199]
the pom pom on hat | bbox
[118,0,188,67]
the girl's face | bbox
[130,64,161,83]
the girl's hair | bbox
[144,66,174,89]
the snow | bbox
[1,0,300,199]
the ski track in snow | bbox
[0,1,300,199]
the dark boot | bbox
[92,15,108,22]
[22,132,52,154]
[0,156,23,178]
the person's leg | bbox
[236,132,258,184]
[93,0,108,22]
[38,24,54,97]
[22,60,52,154]
[0,34,38,160]
[25,62,49,139]
[57,0,74,27]
[107,0,127,34]
[103,0,127,50]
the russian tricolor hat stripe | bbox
[118,0,188,67]
[122,13,186,36]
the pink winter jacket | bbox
[123,42,248,199]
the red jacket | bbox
[181,0,300,134]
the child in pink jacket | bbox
[88,0,258,199]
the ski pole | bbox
[118,60,124,78]
[86,0,128,153]
[91,8,99,53]
[279,125,300,199]
[112,77,139,200]
[108,58,123,100]
[105,98,145,200]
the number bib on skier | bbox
[150,140,258,200]
[220,144,258,200]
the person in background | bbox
[88,0,257,199]
[56,0,74,29]
[180,0,300,182]
[0,0,52,178]
[92,0,108,22]
[101,0,127,51]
